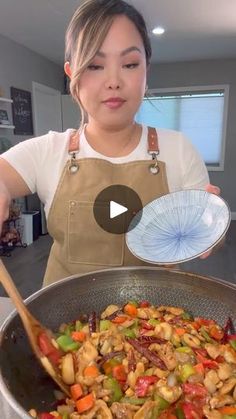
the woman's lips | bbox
[102,98,126,109]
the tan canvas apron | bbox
[43,127,170,286]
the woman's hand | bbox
[199,183,222,259]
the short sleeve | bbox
[179,133,209,190]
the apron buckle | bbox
[69,151,79,173]
[149,152,160,174]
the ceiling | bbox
[1,0,236,65]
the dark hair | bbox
[65,0,151,124]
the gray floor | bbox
[1,222,236,299]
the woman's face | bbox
[78,15,147,129]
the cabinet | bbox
[0,97,15,130]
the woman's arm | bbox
[0,158,31,234]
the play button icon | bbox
[93,185,143,234]
[110,201,128,219]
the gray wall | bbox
[0,34,64,146]
[148,59,236,212]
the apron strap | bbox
[69,130,80,154]
[147,127,159,154]
[68,126,160,155]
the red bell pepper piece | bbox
[182,383,208,398]
[38,332,62,365]
[139,300,150,308]
[38,413,55,419]
[182,402,203,419]
[135,375,158,397]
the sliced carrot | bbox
[218,406,236,415]
[175,328,186,336]
[112,316,127,324]
[124,303,138,317]
[209,325,224,341]
[83,365,99,377]
[194,363,205,375]
[70,383,83,400]
[112,364,127,381]
[71,331,86,342]
[76,392,95,413]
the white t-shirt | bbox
[2,125,209,218]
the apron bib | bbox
[44,127,169,286]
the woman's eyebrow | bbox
[96,46,142,57]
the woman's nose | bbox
[105,69,122,90]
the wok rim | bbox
[0,266,236,418]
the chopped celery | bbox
[103,377,123,402]
[120,397,148,405]
[122,327,137,338]
[75,320,83,331]
[176,346,193,354]
[200,326,212,342]
[99,319,112,331]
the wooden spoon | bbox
[0,259,70,396]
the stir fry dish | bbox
[30,301,236,419]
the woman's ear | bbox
[64,61,72,79]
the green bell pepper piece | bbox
[181,311,194,321]
[175,407,185,419]
[56,335,80,352]
[99,319,112,331]
[103,377,123,402]
[222,416,236,419]
[154,394,170,411]
[179,363,196,382]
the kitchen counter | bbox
[0,297,23,419]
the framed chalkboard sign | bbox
[10,87,34,135]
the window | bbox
[135,85,229,170]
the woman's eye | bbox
[124,63,139,69]
[87,65,103,71]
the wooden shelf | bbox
[0,97,13,103]
[0,125,15,129]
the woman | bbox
[0,0,219,286]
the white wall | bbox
[0,34,64,146]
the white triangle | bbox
[110,200,128,219]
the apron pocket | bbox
[68,200,125,266]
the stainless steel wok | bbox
[0,267,236,418]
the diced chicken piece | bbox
[210,394,235,409]
[154,322,173,340]
[204,370,220,394]
[219,377,236,395]
[133,401,158,418]
[158,342,177,370]
[111,402,139,418]
[156,385,182,404]
[217,363,233,381]
[205,343,221,360]
[101,305,120,319]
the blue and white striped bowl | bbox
[126,189,231,264]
